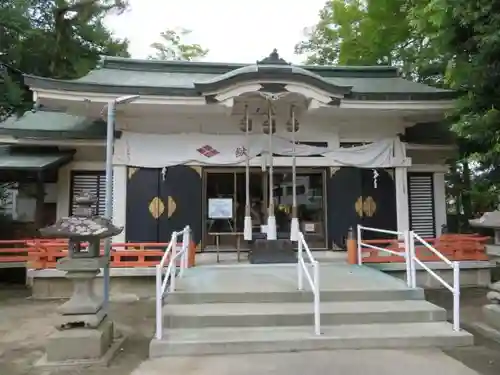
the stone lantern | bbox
[469,210,500,341]
[39,191,123,364]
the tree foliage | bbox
[149,28,208,61]
[295,0,446,86]
[413,0,500,172]
[0,0,130,119]
[296,0,500,223]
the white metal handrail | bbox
[357,225,461,332]
[357,225,412,287]
[409,231,460,331]
[297,231,321,335]
[155,225,191,340]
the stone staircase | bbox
[149,265,473,357]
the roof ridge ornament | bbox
[257,49,290,65]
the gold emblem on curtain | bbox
[355,197,363,217]
[363,196,377,217]
[354,196,377,217]
[148,197,165,219]
[167,196,177,218]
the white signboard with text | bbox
[208,198,233,219]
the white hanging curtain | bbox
[114,132,409,169]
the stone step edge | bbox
[163,300,445,317]
[159,322,472,342]
[166,288,425,304]
[150,323,474,357]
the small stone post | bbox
[38,191,123,365]
[470,211,500,341]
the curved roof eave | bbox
[193,65,353,96]
[23,74,200,97]
[23,74,459,102]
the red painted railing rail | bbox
[361,233,489,263]
[0,233,490,268]
[0,239,196,269]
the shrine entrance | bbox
[202,167,327,251]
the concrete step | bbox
[149,321,474,357]
[166,288,425,305]
[163,300,446,328]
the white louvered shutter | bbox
[70,172,107,216]
[408,173,435,238]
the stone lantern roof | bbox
[40,192,123,240]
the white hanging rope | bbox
[290,105,299,242]
[243,105,252,241]
[267,102,277,240]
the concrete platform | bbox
[25,251,493,299]
[167,262,424,303]
[151,263,474,357]
[171,262,414,294]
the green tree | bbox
[295,0,446,86]
[0,0,130,119]
[295,0,491,227]
[410,0,500,223]
[412,0,500,173]
[149,28,208,61]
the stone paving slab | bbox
[132,349,480,375]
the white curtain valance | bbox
[113,132,410,168]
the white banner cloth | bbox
[113,132,409,168]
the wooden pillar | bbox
[346,226,358,264]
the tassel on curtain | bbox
[243,105,252,241]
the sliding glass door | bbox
[270,168,327,248]
[203,167,327,250]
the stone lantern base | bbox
[45,317,115,363]
[37,256,126,367]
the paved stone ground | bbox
[131,349,480,375]
[426,287,500,375]
[0,284,500,375]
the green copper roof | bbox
[0,145,74,170]
[0,110,119,139]
[23,50,456,101]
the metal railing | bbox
[357,225,461,332]
[155,225,191,340]
[357,225,412,287]
[297,231,321,335]
[409,231,461,331]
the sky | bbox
[104,0,327,64]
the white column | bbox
[112,165,127,243]
[433,172,447,236]
[395,167,410,234]
[56,164,71,219]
